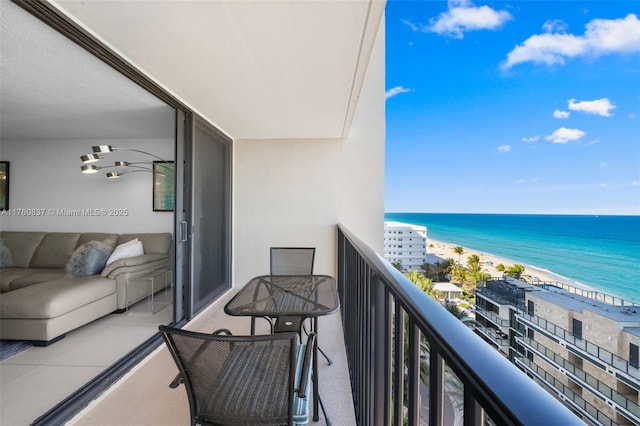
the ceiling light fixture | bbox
[79,145,171,179]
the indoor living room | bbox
[0,2,178,424]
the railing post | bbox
[463,387,484,426]
[429,349,444,426]
[372,274,389,425]
[407,318,420,426]
[393,305,405,426]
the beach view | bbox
[385,213,639,303]
[384,1,639,424]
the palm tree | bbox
[434,259,452,281]
[443,302,475,326]
[449,264,465,284]
[496,263,506,272]
[466,254,481,271]
[420,262,435,280]
[453,246,464,264]
[404,270,434,295]
[391,261,404,272]
[505,264,526,279]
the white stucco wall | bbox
[0,138,174,233]
[232,16,386,287]
[339,15,386,254]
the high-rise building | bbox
[475,277,640,425]
[383,221,427,271]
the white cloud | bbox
[632,181,640,186]
[542,19,569,33]
[553,110,570,119]
[522,136,540,143]
[568,98,616,116]
[385,86,412,99]
[545,127,587,144]
[503,14,640,69]
[497,145,512,153]
[427,1,512,39]
[402,19,420,32]
[515,177,540,185]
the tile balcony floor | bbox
[69,289,356,426]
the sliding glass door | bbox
[185,116,232,316]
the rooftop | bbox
[530,285,640,323]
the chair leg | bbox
[302,320,332,365]
[169,373,183,388]
[317,346,333,366]
[318,393,331,426]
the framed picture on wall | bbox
[0,161,9,210]
[153,161,175,212]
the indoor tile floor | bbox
[0,296,173,426]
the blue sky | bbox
[384,1,640,215]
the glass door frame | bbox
[18,1,233,423]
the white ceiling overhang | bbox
[51,0,385,141]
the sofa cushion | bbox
[0,268,34,292]
[0,276,116,319]
[106,239,143,265]
[30,233,81,268]
[117,233,171,255]
[1,268,67,292]
[0,232,45,268]
[101,253,168,277]
[66,240,114,276]
[76,233,118,249]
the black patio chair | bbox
[267,247,333,366]
[160,325,315,426]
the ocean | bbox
[384,213,640,303]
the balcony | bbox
[516,335,640,424]
[69,226,583,425]
[517,312,640,384]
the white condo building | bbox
[383,221,427,271]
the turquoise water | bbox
[384,213,640,303]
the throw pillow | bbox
[0,240,12,268]
[66,240,114,276]
[106,239,144,266]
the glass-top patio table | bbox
[224,274,340,422]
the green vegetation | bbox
[405,270,433,293]
[420,258,452,281]
[504,264,526,279]
[496,263,526,279]
[453,245,464,264]
[391,261,404,272]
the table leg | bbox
[313,316,319,421]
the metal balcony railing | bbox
[517,336,640,423]
[336,225,584,426]
[475,307,511,328]
[515,356,615,426]
[517,313,640,383]
[526,280,639,307]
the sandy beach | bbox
[426,238,590,290]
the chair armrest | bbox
[297,332,315,399]
[101,254,168,277]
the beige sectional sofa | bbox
[0,231,172,345]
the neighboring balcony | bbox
[70,225,583,425]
